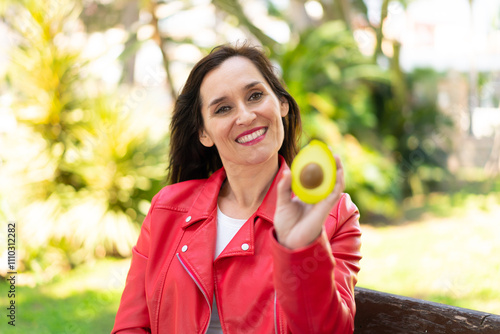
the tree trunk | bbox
[121,0,139,84]
[212,0,278,51]
[149,0,178,101]
[373,0,390,62]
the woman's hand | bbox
[274,155,345,249]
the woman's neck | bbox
[218,155,279,219]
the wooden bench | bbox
[354,287,500,333]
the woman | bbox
[112,44,361,334]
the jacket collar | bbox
[182,155,289,228]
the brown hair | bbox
[167,44,302,184]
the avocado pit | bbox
[299,162,324,189]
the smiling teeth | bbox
[237,128,266,144]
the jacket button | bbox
[181,245,188,252]
[241,243,249,251]
[185,216,192,223]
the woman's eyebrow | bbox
[208,96,226,109]
[244,81,262,90]
[207,81,263,109]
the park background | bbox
[0,0,499,332]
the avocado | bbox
[291,140,337,204]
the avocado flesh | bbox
[291,140,336,204]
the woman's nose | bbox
[235,105,256,125]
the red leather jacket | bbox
[112,157,362,333]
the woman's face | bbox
[199,56,289,168]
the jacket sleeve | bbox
[111,194,158,334]
[272,193,362,334]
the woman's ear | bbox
[280,97,289,117]
[199,129,214,147]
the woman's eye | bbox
[249,92,263,101]
[215,105,231,114]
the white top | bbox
[206,206,247,334]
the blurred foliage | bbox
[278,21,453,221]
[0,257,125,332]
[397,69,455,196]
[0,0,167,279]
[280,21,401,220]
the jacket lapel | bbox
[177,213,217,303]
[255,155,288,223]
[176,168,226,301]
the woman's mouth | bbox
[236,127,267,144]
